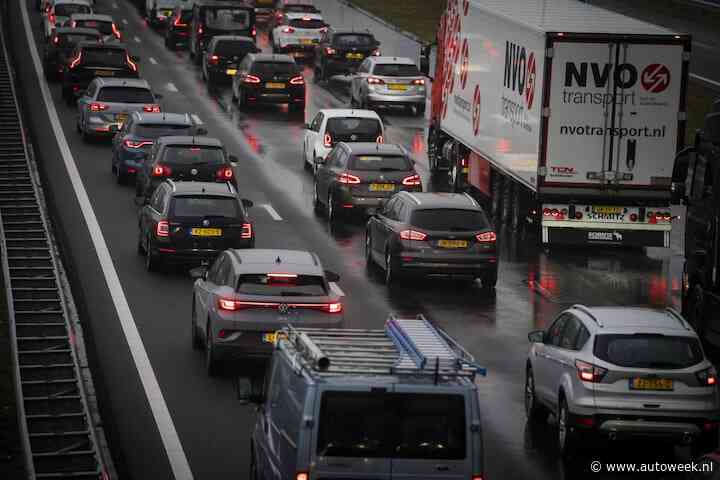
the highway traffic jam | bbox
[23,0,720,478]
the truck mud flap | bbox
[545,227,668,248]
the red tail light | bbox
[152,164,172,177]
[372,49,381,56]
[143,104,161,113]
[244,74,261,84]
[282,26,295,33]
[156,220,169,237]
[376,135,384,144]
[52,35,59,45]
[324,47,336,56]
[290,75,305,85]
[322,303,342,313]
[218,298,240,311]
[400,230,427,241]
[218,300,342,313]
[241,223,253,239]
[173,16,187,27]
[251,26,257,37]
[401,174,421,186]
[472,476,484,480]
[319,27,328,34]
[302,16,312,21]
[124,139,153,149]
[697,367,718,386]
[412,78,425,85]
[71,20,77,27]
[476,231,497,243]
[216,166,233,180]
[276,12,283,19]
[198,25,203,34]
[542,208,551,216]
[127,54,138,72]
[70,51,82,69]
[89,102,108,112]
[629,213,638,222]
[209,54,219,64]
[112,23,121,39]
[49,14,56,25]
[323,134,332,148]
[575,360,607,383]
[367,76,384,85]
[296,473,309,480]
[338,173,360,184]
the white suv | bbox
[302,109,384,170]
[526,305,720,457]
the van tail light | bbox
[376,135,384,144]
[241,223,253,239]
[401,174,421,186]
[367,76,384,85]
[143,104,161,113]
[475,231,497,243]
[216,166,234,180]
[324,47,336,56]
[156,220,169,237]
[575,360,607,383]
[337,173,360,184]
[89,102,109,112]
[127,54,138,72]
[323,134,332,148]
[209,54,220,64]
[399,230,427,241]
[289,75,305,85]
[152,164,172,177]
[282,26,295,33]
[124,139,153,149]
[412,78,426,85]
[244,74,261,84]
[697,367,717,386]
[70,51,82,69]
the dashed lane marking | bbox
[165,82,178,92]
[329,282,346,297]
[261,204,283,221]
[133,35,141,43]
[190,113,203,125]
[149,57,158,65]
[690,73,720,89]
[121,18,128,25]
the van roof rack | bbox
[278,314,487,382]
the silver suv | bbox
[350,56,427,116]
[526,305,720,457]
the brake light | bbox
[282,27,295,33]
[543,208,551,216]
[338,172,360,184]
[472,476,484,480]
[218,298,239,311]
[70,51,82,69]
[156,220,169,237]
[372,49,381,56]
[476,231,497,243]
[575,360,607,383]
[127,54,138,72]
[412,78,425,85]
[276,12,283,19]
[399,230,427,241]
[112,23,121,40]
[324,302,343,313]
[324,47,336,56]
[218,300,342,313]
[697,367,718,386]
[152,164,172,177]
[52,35,59,45]
[268,273,298,279]
[173,16,187,27]
[401,174,421,186]
[143,104,161,113]
[319,27,328,34]
[209,54,219,64]
[49,13,56,25]
[376,135,384,144]
[296,474,309,480]
[216,166,233,180]
[289,75,305,85]
[198,25,203,34]
[251,26,257,37]
[323,134,332,148]
[89,102,108,112]
[367,76,384,85]
[244,74,261,84]
[71,20,77,27]
[124,139,153,149]
[241,223,253,239]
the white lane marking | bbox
[165,82,179,92]
[690,73,720,88]
[112,2,118,9]
[261,204,283,221]
[329,282,345,297]
[694,40,716,50]
[190,113,203,125]
[19,2,194,479]
[133,35,141,43]
[149,57,158,65]
[121,18,128,25]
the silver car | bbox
[69,13,122,43]
[77,78,161,141]
[350,56,427,116]
[526,305,720,457]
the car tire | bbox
[115,163,127,185]
[206,323,219,376]
[145,235,161,272]
[303,145,311,171]
[557,396,577,458]
[137,227,145,255]
[416,103,426,117]
[525,367,549,423]
[327,191,338,222]
[191,302,202,350]
[312,180,323,213]
[385,249,401,285]
[365,230,377,271]
[480,270,497,294]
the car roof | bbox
[281,0,315,5]
[320,108,381,120]
[194,0,253,8]
[53,27,101,36]
[130,112,193,125]
[70,13,114,21]
[285,12,323,20]
[370,56,416,66]
[568,306,695,335]
[338,142,405,156]
[331,29,374,37]
[399,192,480,210]
[230,249,324,275]
[77,40,127,50]
[247,53,295,63]
[166,180,236,196]
[94,78,150,88]
[156,136,224,147]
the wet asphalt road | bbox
[13,0,709,478]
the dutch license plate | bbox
[300,38,313,45]
[262,332,276,344]
[265,82,285,89]
[369,183,394,192]
[593,206,622,214]
[438,239,468,249]
[226,68,237,75]
[95,69,114,76]
[630,378,673,391]
[388,84,408,91]
[346,53,363,60]
[191,227,222,237]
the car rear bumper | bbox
[245,91,305,105]
[153,244,252,264]
[116,155,145,173]
[396,254,498,276]
[366,92,426,105]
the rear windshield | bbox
[214,40,256,57]
[349,155,410,171]
[204,8,250,30]
[251,61,297,76]
[317,392,466,459]
[594,334,704,369]
[97,87,154,103]
[284,5,319,13]
[373,64,420,77]
[169,196,239,219]
[55,4,91,16]
[132,123,192,138]
[411,209,489,231]
[77,20,113,35]
[83,47,126,67]
[326,117,381,142]
[236,274,327,296]
[288,18,324,29]
[161,146,226,165]
[334,34,375,47]
[59,33,99,46]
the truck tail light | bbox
[401,174,421,186]
[399,230,427,241]
[367,76,384,85]
[697,367,717,386]
[143,104,161,113]
[156,220,169,237]
[475,231,497,243]
[338,173,360,184]
[89,102,108,112]
[289,75,305,85]
[152,164,172,177]
[241,223,253,239]
[216,166,233,180]
[323,134,333,148]
[575,360,607,383]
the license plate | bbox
[265,82,285,89]
[630,378,673,391]
[300,38,313,45]
[346,53,363,60]
[115,113,128,124]
[262,332,276,344]
[593,206,622,214]
[369,183,394,192]
[191,228,222,237]
[95,69,114,76]
[387,84,408,91]
[438,239,468,248]
[226,69,237,75]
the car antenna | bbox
[275,256,282,264]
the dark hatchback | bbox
[136,136,238,202]
[314,29,380,80]
[314,142,421,219]
[44,27,101,81]
[202,35,258,87]
[165,7,193,50]
[190,1,256,63]
[231,53,305,113]
[138,181,254,271]
[62,42,139,105]
[365,192,498,289]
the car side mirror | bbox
[242,198,253,208]
[236,376,265,405]
[704,112,720,144]
[189,266,207,280]
[229,154,239,163]
[196,127,208,135]
[324,270,340,283]
[528,330,545,343]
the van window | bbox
[204,8,250,30]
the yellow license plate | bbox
[262,332,276,343]
[438,239,469,249]
[95,70,114,76]
[369,183,394,192]
[226,69,237,75]
[630,378,673,391]
[346,53,363,60]
[265,82,285,89]
[164,10,173,16]
[388,84,408,91]
[593,206,622,214]
[300,38,313,45]
[191,228,222,237]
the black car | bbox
[165,6,193,50]
[201,35,258,88]
[43,27,101,81]
[231,53,305,114]
[61,42,140,105]
[189,1,256,65]
[314,29,380,81]
[314,142,421,220]
[136,136,238,202]
[365,192,498,289]
[138,180,254,271]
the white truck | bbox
[422,0,691,247]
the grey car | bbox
[69,13,122,43]
[526,305,720,457]
[76,78,161,141]
[350,56,427,115]
[190,249,344,375]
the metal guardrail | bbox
[0,17,113,479]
